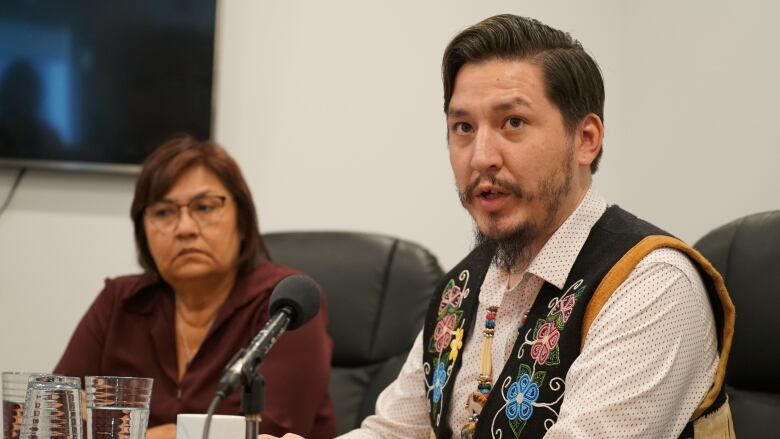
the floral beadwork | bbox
[425,270,471,429]
[499,364,549,438]
[551,293,576,323]
[432,362,447,403]
[505,374,539,422]
[449,328,464,361]
[433,313,458,352]
[491,279,587,438]
[438,282,463,315]
[530,321,561,365]
[430,277,467,354]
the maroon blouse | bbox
[54,261,336,438]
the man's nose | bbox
[470,128,503,173]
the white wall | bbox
[1,0,778,374]
[614,1,780,239]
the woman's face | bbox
[144,165,243,284]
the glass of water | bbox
[19,374,82,439]
[85,377,152,439]
[2,372,41,439]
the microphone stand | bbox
[204,272,322,439]
[241,373,264,439]
[233,308,292,439]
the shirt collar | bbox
[525,187,608,289]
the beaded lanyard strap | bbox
[460,305,497,438]
[460,306,529,439]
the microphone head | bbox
[269,275,322,330]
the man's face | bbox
[447,59,582,255]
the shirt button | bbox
[177,388,182,399]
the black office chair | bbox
[263,231,444,435]
[693,210,780,437]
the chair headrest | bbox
[263,231,444,366]
[694,210,780,393]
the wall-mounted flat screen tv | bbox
[0,0,216,173]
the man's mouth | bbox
[459,176,522,208]
[470,185,513,213]
[478,188,508,200]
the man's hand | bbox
[146,423,176,439]
[258,435,304,439]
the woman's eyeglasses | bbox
[145,194,228,233]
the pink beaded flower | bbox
[433,313,457,352]
[438,284,463,315]
[530,322,560,365]
[553,294,576,323]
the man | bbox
[263,13,734,439]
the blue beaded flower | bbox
[505,373,539,421]
[432,362,447,403]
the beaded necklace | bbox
[460,304,530,438]
[460,306,498,438]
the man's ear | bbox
[575,113,603,168]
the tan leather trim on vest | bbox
[690,397,735,438]
[580,235,735,421]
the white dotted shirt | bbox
[340,188,718,439]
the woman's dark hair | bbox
[130,134,269,277]
[442,14,605,172]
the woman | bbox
[55,135,336,438]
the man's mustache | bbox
[459,175,524,206]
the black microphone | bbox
[214,274,322,400]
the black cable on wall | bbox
[0,167,28,219]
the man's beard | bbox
[463,145,575,272]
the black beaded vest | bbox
[422,206,734,439]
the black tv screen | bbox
[0,0,216,172]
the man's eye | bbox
[504,117,524,129]
[453,122,473,134]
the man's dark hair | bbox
[442,14,605,173]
